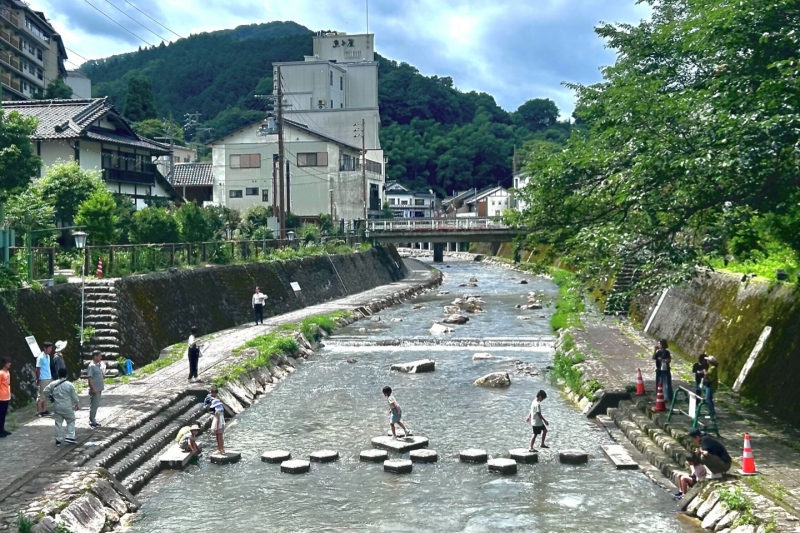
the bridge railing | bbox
[367,217,509,232]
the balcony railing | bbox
[0,50,21,72]
[1,9,19,28]
[0,27,21,50]
[103,168,157,185]
[2,71,21,92]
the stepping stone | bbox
[459,449,488,463]
[360,449,389,463]
[509,448,539,464]
[281,459,311,474]
[409,449,438,463]
[558,450,589,465]
[159,445,192,470]
[372,436,429,453]
[488,458,518,475]
[386,430,412,437]
[391,359,436,373]
[310,450,340,463]
[261,450,292,464]
[600,444,638,470]
[384,459,413,474]
[210,451,242,465]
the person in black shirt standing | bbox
[689,428,731,478]
[652,339,673,401]
[692,354,709,397]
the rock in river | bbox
[391,359,436,373]
[472,352,494,361]
[474,372,511,388]
[442,314,469,325]
[429,323,454,335]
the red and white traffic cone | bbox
[96,258,104,279]
[738,433,759,476]
[635,368,646,396]
[652,383,667,412]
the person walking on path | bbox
[703,356,719,417]
[527,389,550,451]
[36,342,54,418]
[87,351,105,428]
[0,358,11,437]
[44,368,80,446]
[208,387,226,454]
[692,353,709,397]
[652,339,673,401]
[689,428,731,478]
[382,386,412,440]
[252,286,267,325]
[187,326,201,382]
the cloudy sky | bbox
[32,0,649,114]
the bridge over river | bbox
[366,217,524,261]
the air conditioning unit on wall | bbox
[318,99,327,109]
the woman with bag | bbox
[188,326,201,382]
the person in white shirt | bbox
[674,453,708,500]
[527,389,550,451]
[382,386,411,439]
[187,326,200,382]
[252,286,268,325]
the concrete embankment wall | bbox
[634,272,800,425]
[0,247,406,406]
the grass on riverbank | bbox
[549,268,585,331]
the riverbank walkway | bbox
[574,310,800,519]
[0,260,435,526]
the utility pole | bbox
[356,118,366,219]
[513,144,517,176]
[272,154,278,215]
[276,66,286,239]
[155,116,181,177]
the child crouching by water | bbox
[383,386,412,439]
[674,453,707,500]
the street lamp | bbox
[287,230,295,243]
[73,231,88,347]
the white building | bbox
[385,181,436,218]
[511,172,531,212]
[210,117,383,221]
[2,97,182,208]
[155,145,197,177]
[65,69,90,99]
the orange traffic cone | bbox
[635,368,646,396]
[738,433,759,476]
[96,258,104,279]
[652,383,667,412]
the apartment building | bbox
[0,0,67,101]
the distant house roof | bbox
[443,188,478,208]
[0,98,170,154]
[468,186,507,204]
[169,163,214,187]
[207,116,362,151]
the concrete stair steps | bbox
[90,396,199,474]
[84,308,118,316]
[87,328,119,337]
[82,343,120,352]
[83,321,119,330]
[84,296,118,305]
[83,286,118,294]
[85,335,119,344]
[84,279,117,286]
[111,402,208,487]
[122,412,213,494]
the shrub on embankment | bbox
[634,271,800,426]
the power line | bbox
[64,46,89,63]
[101,0,170,42]
[82,0,154,47]
[122,0,184,39]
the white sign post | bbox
[25,336,40,359]
[290,282,301,292]
[688,394,697,419]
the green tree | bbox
[298,222,320,243]
[124,75,158,122]
[512,99,559,131]
[38,78,74,99]
[203,205,240,239]
[381,202,394,219]
[0,110,41,201]
[515,0,800,288]
[3,185,55,241]
[112,194,137,244]
[176,201,213,242]
[74,188,118,244]
[36,161,103,225]
[318,213,333,233]
[237,205,274,239]
[130,206,179,243]
[132,118,185,144]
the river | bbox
[128,258,695,532]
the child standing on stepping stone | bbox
[209,387,226,454]
[527,389,549,451]
[382,386,411,439]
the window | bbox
[246,187,259,196]
[414,199,425,206]
[340,103,343,108]
[297,152,328,167]
[37,49,42,61]
[389,198,396,205]
[329,71,333,86]
[229,190,243,198]
[340,76,343,90]
[25,17,49,43]
[183,157,189,163]
[230,153,261,169]
[330,100,334,109]
[262,189,269,202]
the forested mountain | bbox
[82,21,573,195]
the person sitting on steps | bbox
[674,452,707,500]
[689,428,731,479]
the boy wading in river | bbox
[382,386,412,439]
[527,389,549,451]
[208,387,226,454]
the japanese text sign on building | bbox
[332,39,355,48]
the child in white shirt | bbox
[382,386,411,439]
[675,453,707,500]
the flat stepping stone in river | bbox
[210,451,242,465]
[160,445,192,470]
[372,436,429,453]
[509,448,539,464]
[281,459,311,474]
[409,449,438,463]
[459,449,488,463]
[600,444,638,470]
[360,449,389,463]
[384,459,413,474]
[488,458,518,475]
[261,450,292,463]
[558,450,589,465]
[310,450,340,463]
[391,359,435,373]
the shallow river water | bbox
[130,259,696,532]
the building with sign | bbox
[386,181,437,218]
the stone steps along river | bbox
[323,336,555,348]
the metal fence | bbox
[9,247,55,280]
